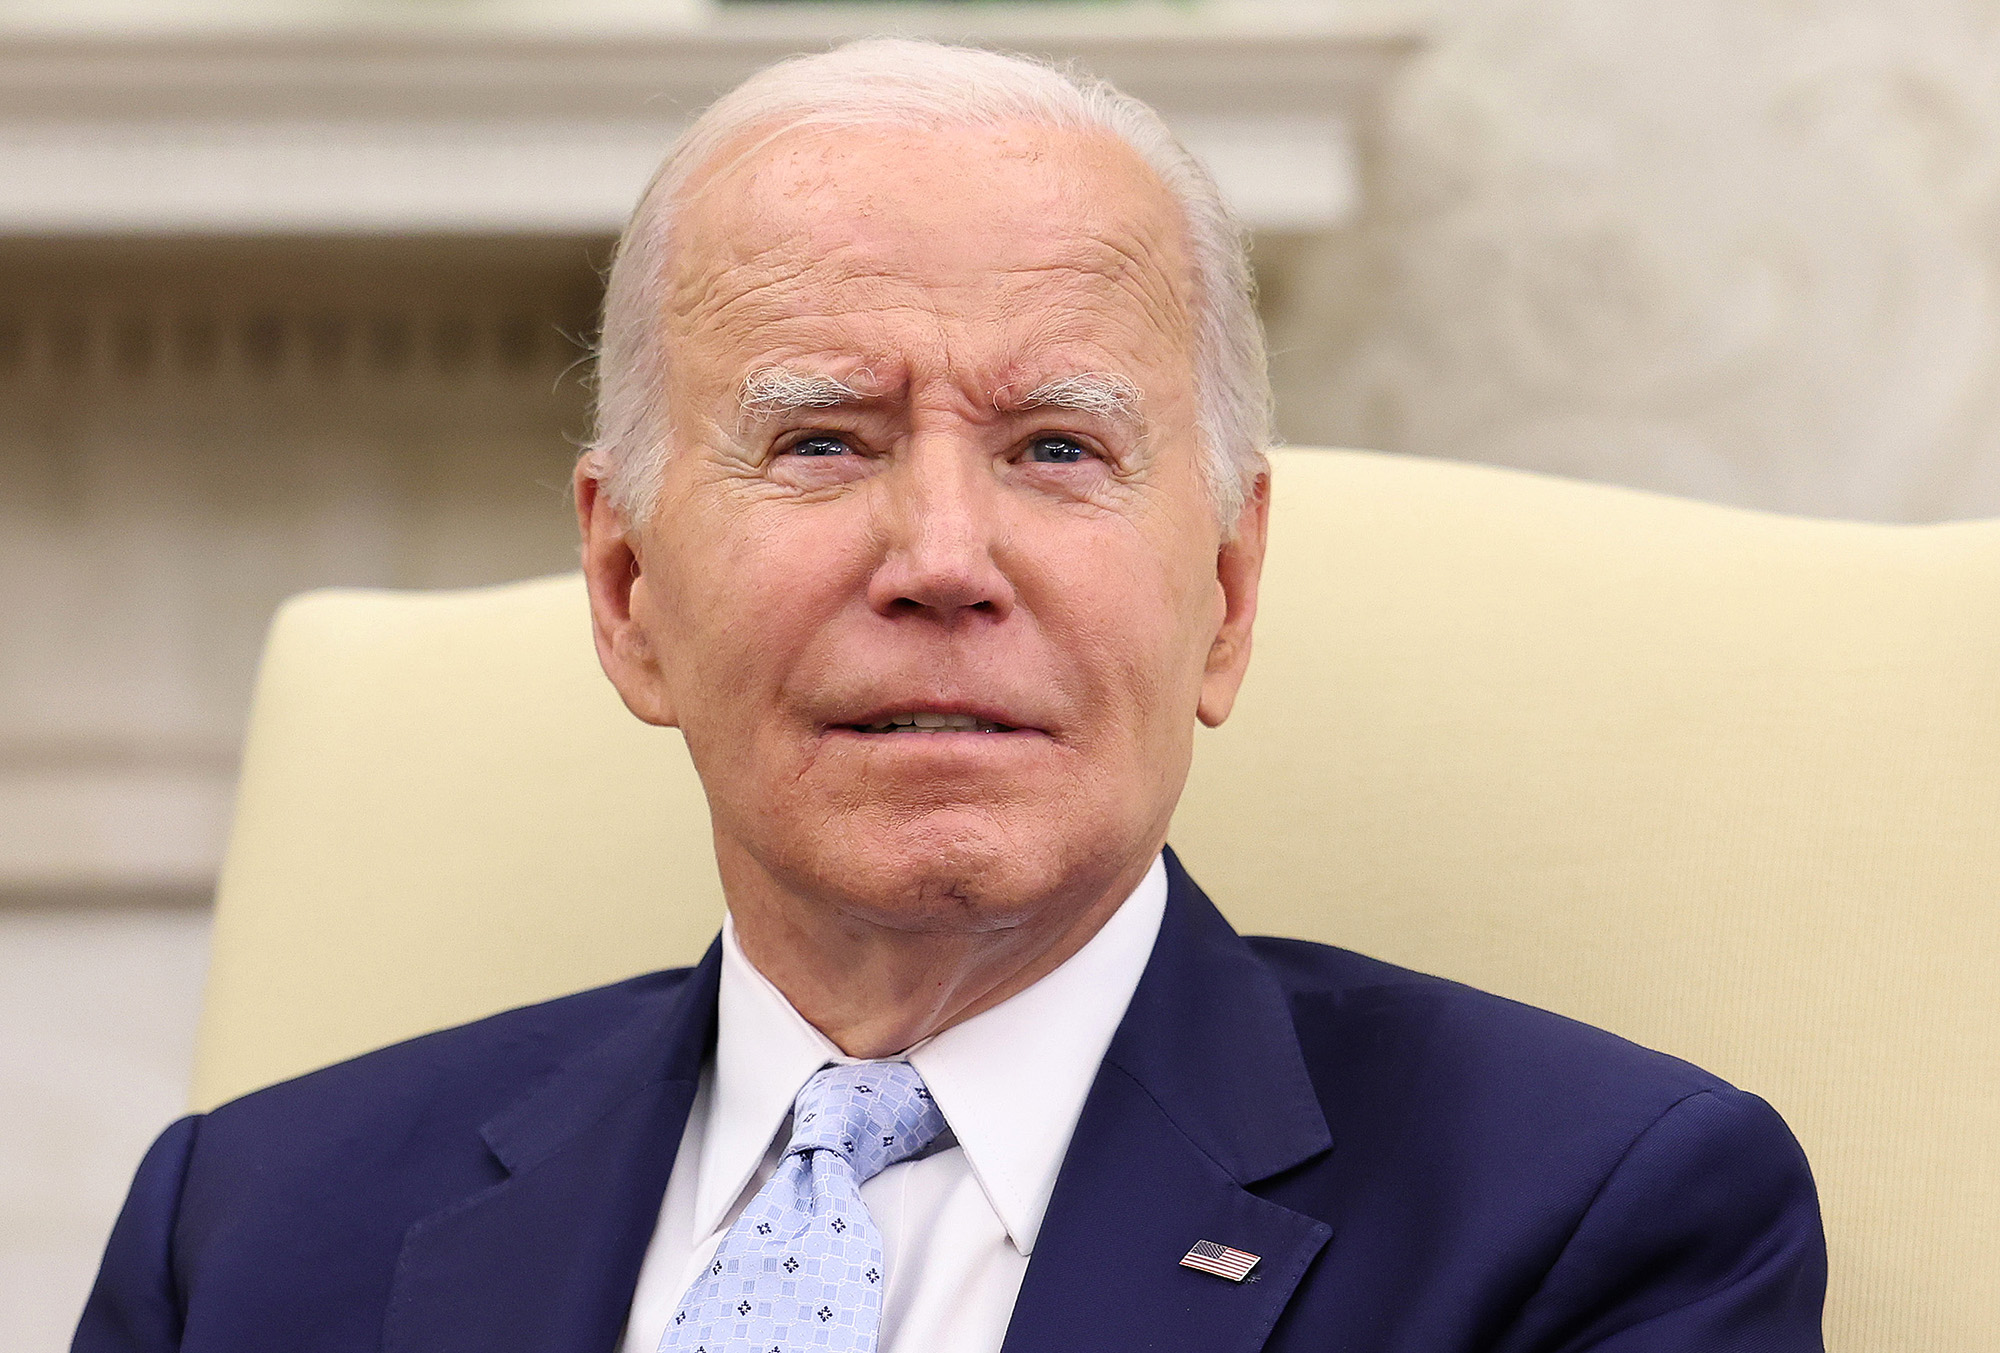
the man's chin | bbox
[764,811,1100,935]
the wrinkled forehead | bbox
[659,119,1200,384]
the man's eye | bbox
[786,435,852,457]
[1026,436,1091,465]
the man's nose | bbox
[867,441,1016,622]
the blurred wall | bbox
[0,909,210,1353]
[1273,0,2000,520]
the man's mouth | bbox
[847,712,1019,734]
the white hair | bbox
[588,38,1271,529]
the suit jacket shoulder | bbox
[78,959,719,1353]
[194,963,701,1188]
[1237,933,1823,1352]
[1249,931,1729,1157]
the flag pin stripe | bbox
[1179,1239,1260,1282]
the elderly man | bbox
[77,39,1824,1353]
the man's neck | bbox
[716,847,1161,1058]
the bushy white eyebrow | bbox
[739,367,872,417]
[738,365,1143,423]
[1016,372,1143,420]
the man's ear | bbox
[575,456,678,728]
[1196,470,1270,728]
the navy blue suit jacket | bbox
[77,852,1826,1352]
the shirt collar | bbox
[694,914,845,1239]
[694,854,1168,1255]
[909,853,1167,1255]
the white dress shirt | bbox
[617,854,1168,1353]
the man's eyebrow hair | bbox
[739,366,873,417]
[1015,372,1143,420]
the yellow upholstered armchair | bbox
[193,448,2000,1352]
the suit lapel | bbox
[382,942,722,1353]
[1001,852,1336,1353]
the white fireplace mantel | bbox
[0,4,1422,236]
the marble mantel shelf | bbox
[0,6,1423,235]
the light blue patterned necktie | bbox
[660,1061,949,1353]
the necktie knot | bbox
[788,1061,947,1186]
[659,1059,946,1352]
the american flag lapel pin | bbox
[1179,1239,1261,1282]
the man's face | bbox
[583,119,1265,937]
